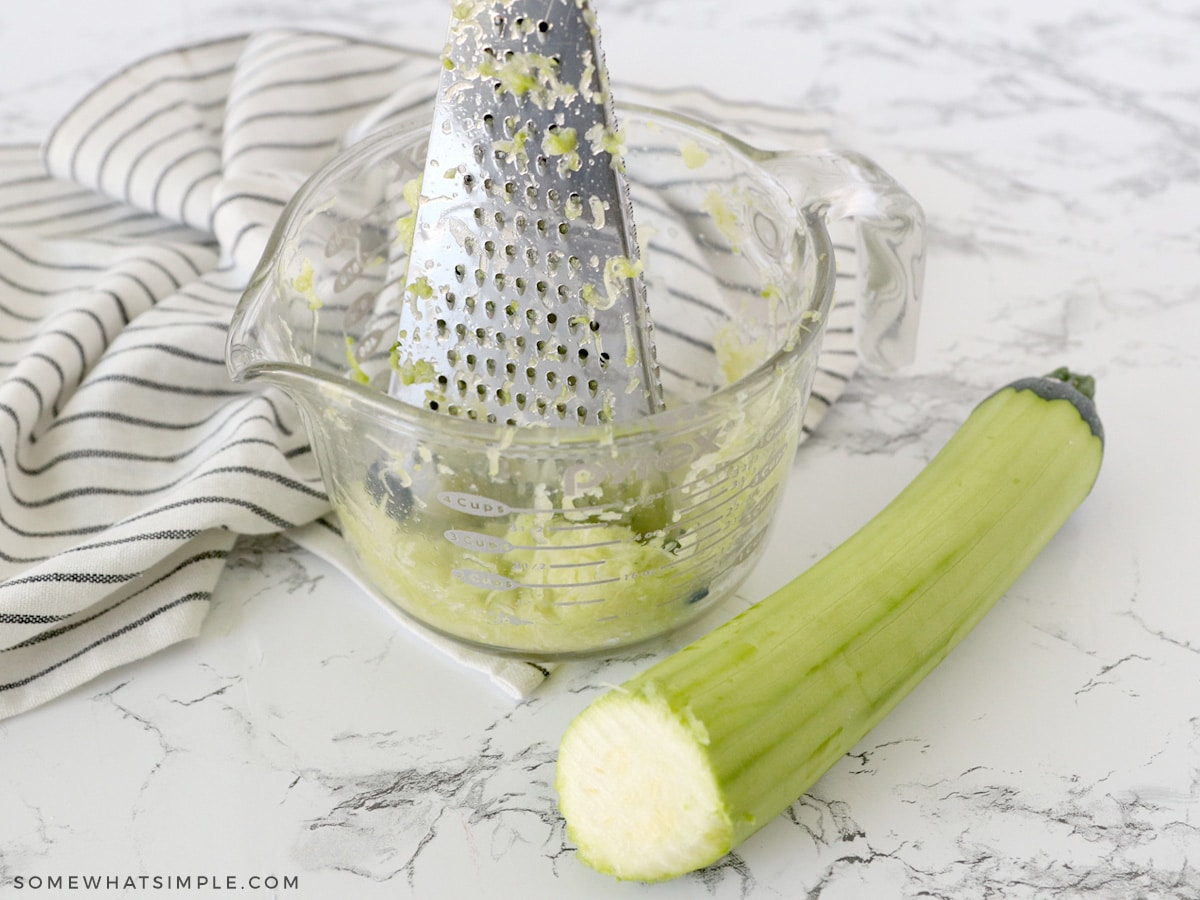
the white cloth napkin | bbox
[0,30,856,720]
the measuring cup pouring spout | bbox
[226,105,925,658]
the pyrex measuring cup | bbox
[226,104,924,657]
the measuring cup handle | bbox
[763,148,925,372]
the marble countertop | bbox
[2,1,1198,897]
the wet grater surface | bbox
[388,0,663,426]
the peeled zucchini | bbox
[555,368,1105,882]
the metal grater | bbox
[387,0,663,426]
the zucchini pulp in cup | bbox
[226,105,924,657]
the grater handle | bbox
[763,148,925,372]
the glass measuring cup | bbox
[226,104,924,657]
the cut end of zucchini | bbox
[556,687,733,882]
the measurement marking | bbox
[519,575,624,589]
[452,568,625,591]
[512,538,625,552]
[672,454,788,522]
[549,558,608,569]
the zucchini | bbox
[555,368,1104,882]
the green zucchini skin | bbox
[999,367,1104,441]
[556,369,1105,882]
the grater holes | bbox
[484,299,496,318]
[474,268,486,286]
[587,378,599,397]
[504,243,516,259]
[576,406,587,424]
[536,280,549,296]
[514,276,527,295]
[483,239,496,257]
[454,264,467,283]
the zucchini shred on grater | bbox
[387,0,664,427]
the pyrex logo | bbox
[561,429,721,496]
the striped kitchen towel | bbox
[0,30,855,720]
